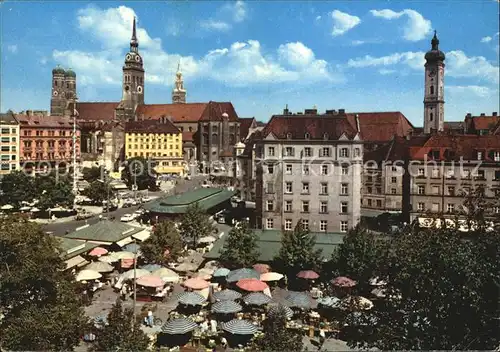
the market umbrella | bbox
[371,288,386,298]
[285,291,316,309]
[195,272,212,280]
[123,243,141,254]
[253,263,270,274]
[31,207,40,212]
[236,278,269,292]
[268,304,294,319]
[317,296,341,308]
[243,292,271,306]
[175,262,198,272]
[221,319,259,335]
[19,206,32,211]
[341,296,374,310]
[260,272,284,282]
[199,267,215,276]
[84,261,114,273]
[88,247,108,257]
[121,268,150,280]
[153,268,180,282]
[1,204,14,210]
[297,270,319,280]
[161,318,198,335]
[369,277,387,287]
[213,289,242,301]
[177,292,206,306]
[98,255,119,263]
[141,264,163,272]
[183,277,209,290]
[213,268,230,277]
[211,300,243,314]
[227,268,260,283]
[110,251,136,260]
[198,235,216,244]
[331,276,357,288]
[136,275,165,288]
[76,269,102,282]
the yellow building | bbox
[0,111,20,176]
[125,119,184,175]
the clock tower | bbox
[423,31,445,134]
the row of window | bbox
[127,135,179,141]
[267,146,361,158]
[22,153,72,160]
[1,137,16,143]
[416,202,500,213]
[265,199,349,213]
[0,128,16,134]
[266,164,351,176]
[127,151,180,158]
[1,146,16,152]
[415,167,500,178]
[265,218,349,232]
[23,130,72,137]
[0,163,17,171]
[127,144,180,150]
[202,125,237,133]
[267,182,350,195]
[414,184,500,196]
[1,155,15,161]
[158,161,181,167]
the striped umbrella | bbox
[211,300,243,314]
[221,319,259,335]
[243,292,272,306]
[177,292,207,306]
[226,268,260,283]
[268,304,294,319]
[286,291,315,309]
[161,318,198,335]
[213,268,230,277]
[213,289,242,301]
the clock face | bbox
[135,55,141,63]
[53,90,58,97]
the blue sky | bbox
[1,1,499,125]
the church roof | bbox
[76,102,119,121]
[125,119,180,134]
[239,117,256,141]
[136,103,208,122]
[345,112,414,142]
[199,102,239,122]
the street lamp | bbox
[98,170,110,219]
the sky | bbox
[1,1,499,126]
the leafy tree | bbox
[250,305,303,352]
[141,220,184,265]
[82,180,114,205]
[179,202,215,248]
[35,174,75,210]
[0,170,35,207]
[121,157,158,191]
[91,299,150,352]
[274,221,323,277]
[220,220,260,268]
[0,216,89,351]
[82,166,104,183]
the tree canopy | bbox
[0,216,89,351]
[0,170,35,206]
[36,174,75,210]
[178,202,215,248]
[141,220,184,265]
[220,220,260,268]
[91,299,150,352]
[82,166,105,183]
[82,180,114,205]
[121,157,158,191]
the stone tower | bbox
[423,31,445,134]
[172,62,186,104]
[50,66,67,116]
[64,68,77,115]
[116,17,145,121]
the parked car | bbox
[120,214,135,222]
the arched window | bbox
[305,132,310,139]
[212,133,218,141]
[430,86,434,95]
[430,112,434,122]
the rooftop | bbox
[57,237,100,260]
[204,230,345,262]
[76,102,119,121]
[15,114,77,128]
[64,220,143,243]
[0,111,18,125]
[125,119,180,134]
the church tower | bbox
[50,66,67,116]
[423,31,445,134]
[117,17,145,120]
[172,62,186,104]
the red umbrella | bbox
[236,278,269,292]
[88,247,108,257]
[331,276,357,288]
[253,263,270,274]
[296,270,319,280]
[183,277,210,290]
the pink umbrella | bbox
[136,275,165,288]
[331,276,357,288]
[236,278,269,292]
[253,263,270,274]
[183,277,210,290]
[296,270,319,280]
[88,247,108,257]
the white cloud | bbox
[351,40,365,46]
[39,57,48,65]
[378,69,396,75]
[481,36,492,43]
[370,9,431,41]
[200,20,231,32]
[166,19,182,37]
[448,85,498,98]
[53,6,342,88]
[330,10,361,36]
[7,44,18,54]
[229,1,247,22]
[315,15,322,21]
[347,51,425,70]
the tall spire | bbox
[431,30,439,50]
[130,17,138,52]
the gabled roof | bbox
[76,102,119,121]
[0,111,18,125]
[15,114,76,128]
[444,121,465,133]
[136,103,208,122]
[364,135,431,163]
[470,116,500,131]
[345,112,414,142]
[64,221,143,243]
[262,114,358,140]
[199,101,239,122]
[239,117,256,141]
[125,119,180,134]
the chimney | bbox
[466,113,472,118]
[304,108,317,115]
[355,114,361,133]
[493,112,498,116]
[480,113,486,116]
[338,109,345,115]
[283,104,289,115]
[325,110,337,115]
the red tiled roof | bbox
[262,114,357,140]
[182,131,194,142]
[125,119,180,134]
[239,117,256,141]
[199,102,239,122]
[16,114,76,128]
[364,135,431,163]
[136,103,207,122]
[76,102,119,121]
[471,116,500,131]
[345,112,414,142]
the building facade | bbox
[17,112,80,171]
[0,111,20,176]
[255,111,363,233]
[125,118,184,175]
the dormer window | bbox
[323,133,328,140]
[305,132,310,139]
[477,151,482,160]
[286,133,292,140]
[494,151,500,162]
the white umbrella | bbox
[19,206,32,211]
[98,255,119,263]
[121,268,150,280]
[76,269,102,282]
[84,262,114,273]
[1,205,14,210]
[199,267,215,275]
[260,272,284,282]
[152,268,180,282]
[198,236,216,244]
[110,251,136,260]
[30,207,40,212]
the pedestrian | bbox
[319,327,326,348]
[220,337,228,349]
[147,310,154,327]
